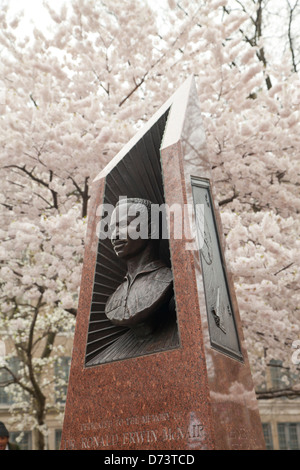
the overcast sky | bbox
[5,0,63,35]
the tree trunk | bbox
[35,396,46,450]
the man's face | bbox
[0,436,8,450]
[110,203,149,259]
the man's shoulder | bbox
[149,265,173,282]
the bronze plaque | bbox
[84,111,180,367]
[191,177,243,362]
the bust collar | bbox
[125,259,167,284]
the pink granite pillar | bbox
[61,76,265,450]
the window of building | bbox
[278,423,300,450]
[55,429,62,450]
[262,423,273,450]
[54,356,71,404]
[269,360,290,390]
[255,366,267,392]
[9,431,32,450]
[269,360,300,390]
[0,357,22,405]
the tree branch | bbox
[67,176,90,217]
[287,0,298,72]
[256,387,300,399]
[41,332,56,359]
[3,165,58,210]
[119,77,145,107]
[0,365,34,396]
[29,93,38,108]
[26,294,46,409]
[274,262,294,276]
[218,188,239,206]
[119,4,202,107]
[224,1,272,90]
[64,308,77,317]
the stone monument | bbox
[60,76,266,450]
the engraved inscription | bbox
[61,411,207,450]
[191,177,243,362]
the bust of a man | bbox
[105,198,174,338]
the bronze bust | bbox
[105,198,175,339]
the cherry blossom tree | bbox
[0,0,299,449]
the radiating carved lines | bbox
[85,111,172,365]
